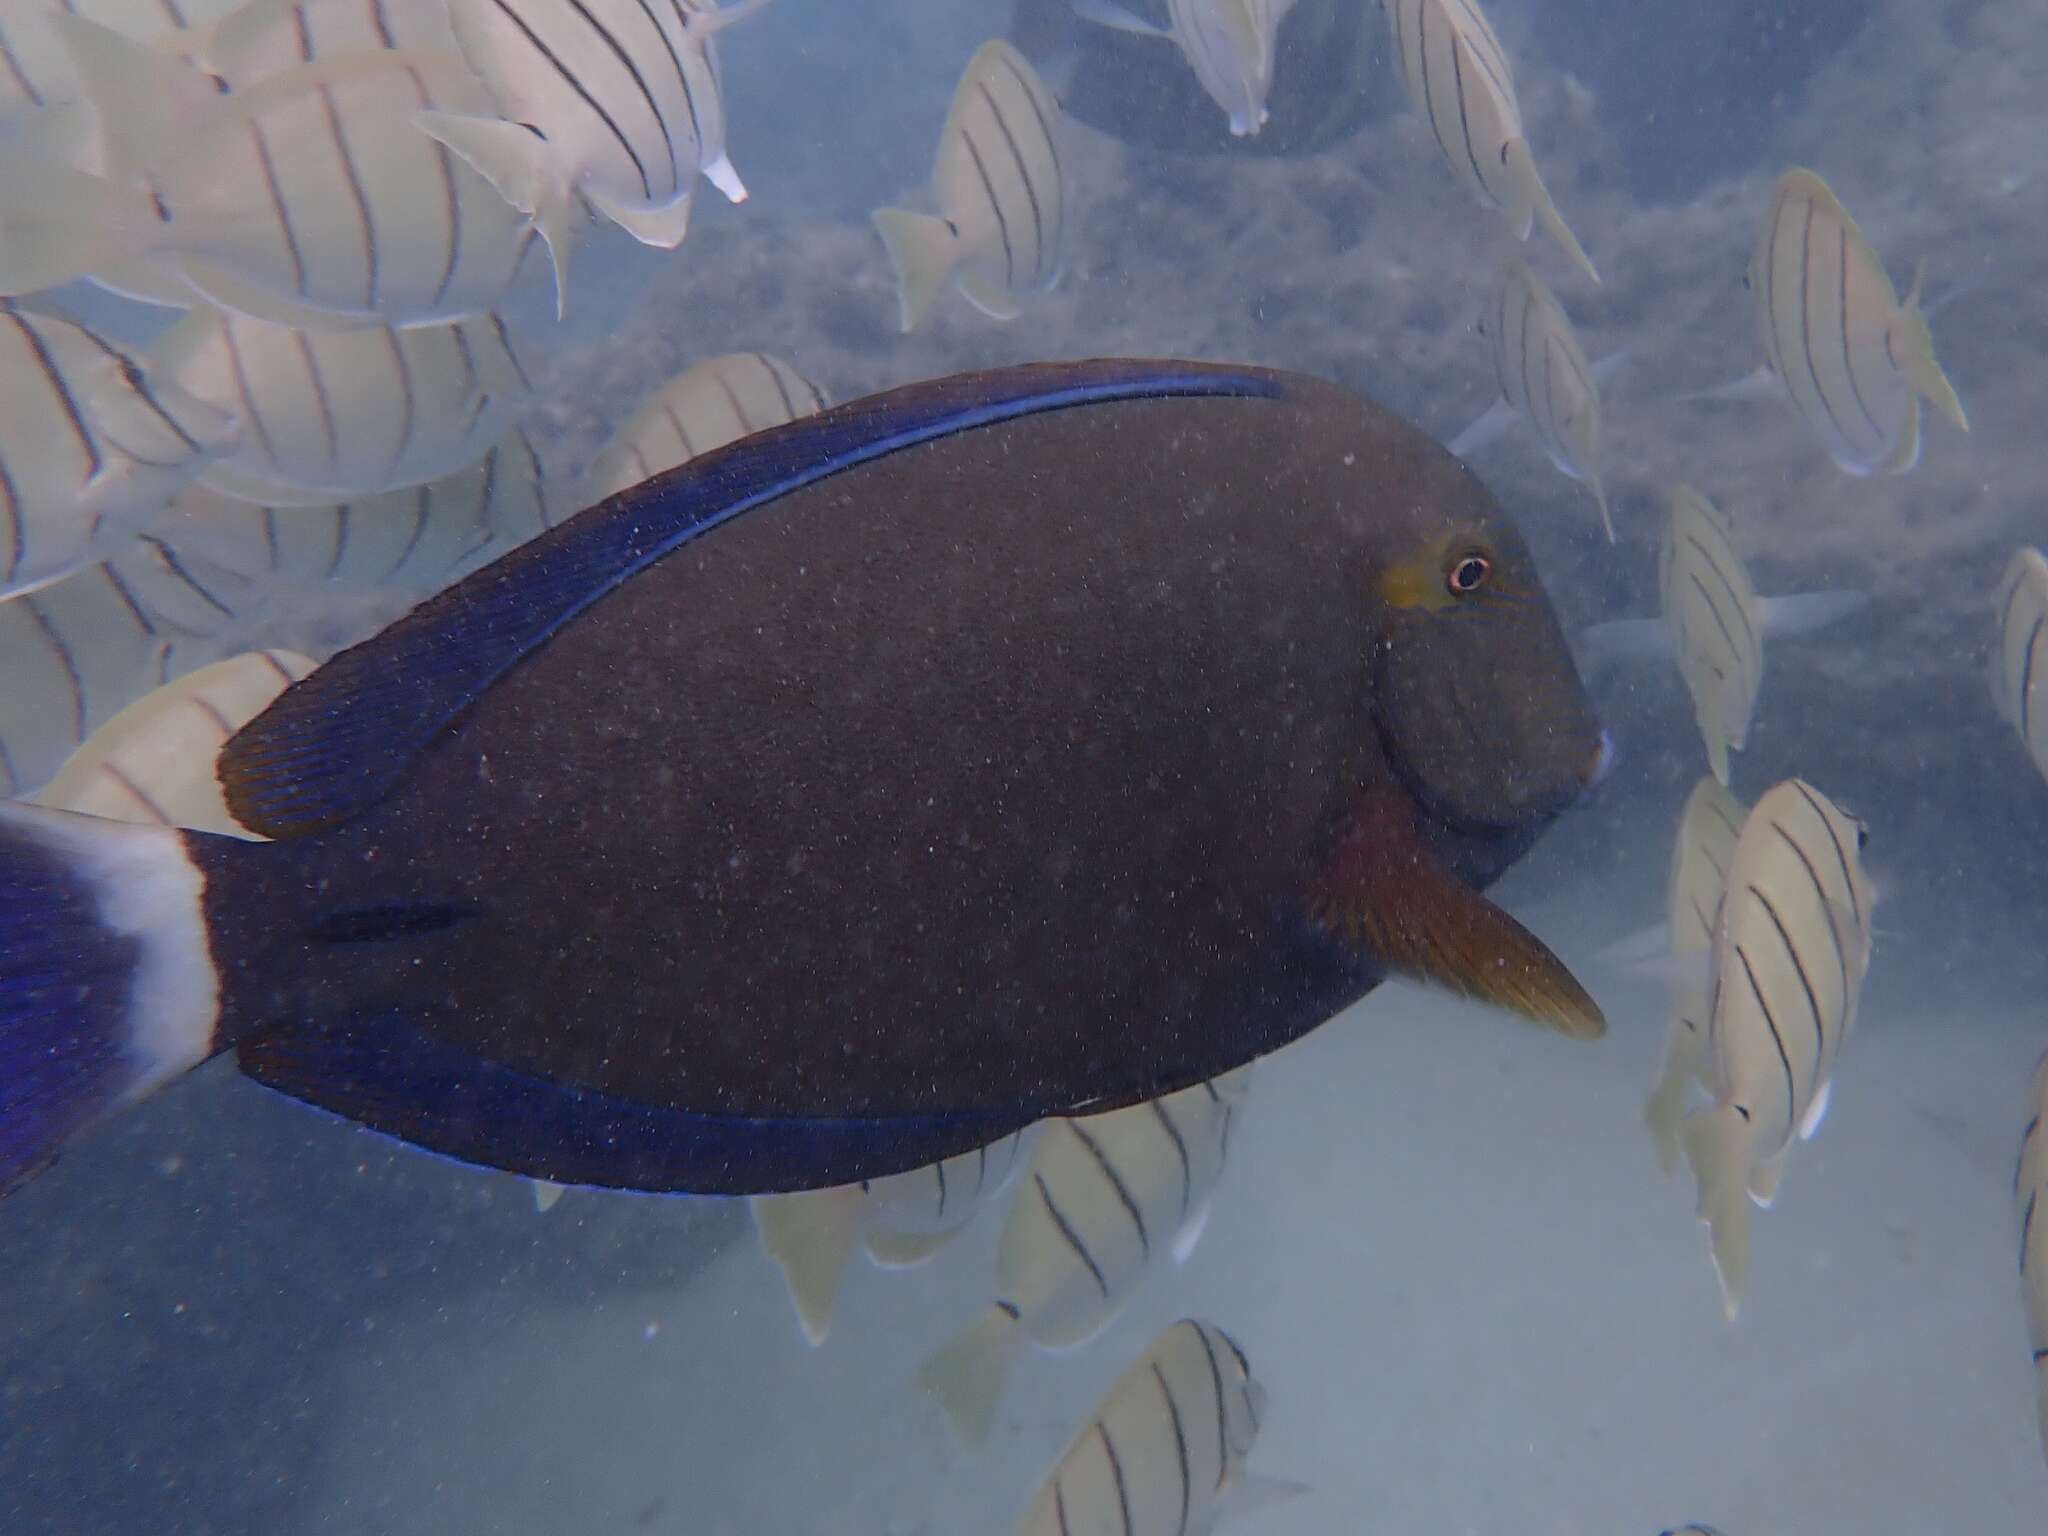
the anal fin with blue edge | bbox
[233,1009,1039,1195]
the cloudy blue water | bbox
[3,1,2046,1532]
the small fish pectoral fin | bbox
[955,268,1024,323]
[1756,590,1871,639]
[213,361,1287,840]
[861,1224,957,1270]
[1307,787,1606,1039]
[583,183,693,250]
[1446,396,1514,459]
[1068,0,1173,38]
[751,1184,866,1345]
[1797,1077,1834,1143]
[1170,1198,1213,1264]
[234,1009,1035,1196]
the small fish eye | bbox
[1445,552,1490,595]
[1856,822,1870,850]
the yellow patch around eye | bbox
[1379,558,1450,613]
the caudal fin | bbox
[751,1184,865,1346]
[914,1301,1021,1446]
[1502,136,1599,285]
[870,208,959,334]
[1680,1103,1756,1320]
[0,801,223,1195]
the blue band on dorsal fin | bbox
[218,358,1290,839]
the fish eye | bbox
[1445,550,1491,596]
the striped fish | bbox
[36,648,317,838]
[1681,778,1874,1319]
[0,0,241,158]
[917,1070,1250,1446]
[1019,1318,1300,1536]
[584,352,827,505]
[0,299,237,601]
[158,427,558,597]
[174,0,458,86]
[872,39,1066,333]
[1642,775,1747,1176]
[1072,0,1298,137]
[1990,548,2048,789]
[750,1127,1037,1347]
[0,27,545,329]
[2017,1050,2048,1469]
[420,0,767,303]
[1486,255,1610,540]
[144,305,534,507]
[1659,486,1761,786]
[1746,168,1968,476]
[0,536,255,798]
[1380,0,1598,283]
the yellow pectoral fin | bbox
[1308,787,1605,1039]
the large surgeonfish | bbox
[0,359,1609,1201]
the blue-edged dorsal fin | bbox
[218,359,1290,839]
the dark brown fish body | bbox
[0,360,1607,1199]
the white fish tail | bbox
[0,801,223,1195]
[414,111,575,320]
[1681,1104,1756,1320]
[1643,1014,1705,1179]
[1891,269,1969,433]
[914,1302,1020,1446]
[862,1224,955,1269]
[53,14,227,181]
[1756,591,1871,638]
[1447,396,1514,459]
[1503,137,1599,285]
[750,1185,865,1346]
[530,1179,565,1212]
[870,208,960,334]
[0,155,160,296]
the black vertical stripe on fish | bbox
[1034,1170,1109,1297]
[103,762,175,826]
[411,69,466,311]
[0,445,21,589]
[318,82,379,308]
[1790,781,1862,932]
[257,649,298,688]
[490,313,535,394]
[1772,820,1850,999]
[1191,1322,1231,1489]
[1413,2,1460,182]
[659,401,699,460]
[227,321,280,473]
[23,598,85,742]
[329,505,354,579]
[490,0,651,197]
[1832,220,1885,447]
[370,0,397,48]
[713,373,756,436]
[957,126,1014,287]
[2022,1189,2036,1271]
[991,50,1062,258]
[1684,573,1748,688]
[4,309,101,485]
[97,561,159,642]
[1515,287,1541,425]
[1538,333,1565,458]
[291,4,313,59]
[1054,1477,1072,1536]
[249,117,310,301]
[664,9,708,166]
[1750,878,1830,1098]
[1219,1327,1259,1431]
[0,29,42,108]
[1735,940,1798,1121]
[286,330,339,470]
[1793,199,1859,455]
[626,444,652,480]
[450,324,481,399]
[1448,28,1488,195]
[1095,1422,1135,1536]
[1149,1099,1194,1222]
[975,81,1042,280]
[147,536,238,618]
[1068,1120,1151,1259]
[568,0,680,193]
[629,0,699,188]
[2021,614,2045,749]
[932,1153,949,1217]
[386,331,418,472]
[1150,1361,1193,1536]
[1682,530,1759,662]
[389,486,434,582]
[261,506,281,572]
[0,734,18,796]
[756,354,799,422]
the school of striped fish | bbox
[0,0,2043,1526]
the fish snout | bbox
[1578,728,1618,794]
